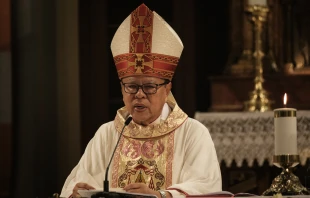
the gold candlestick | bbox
[262,155,310,195]
[244,5,273,112]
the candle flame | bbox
[283,93,287,105]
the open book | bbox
[78,188,158,198]
[78,189,258,198]
[186,191,258,198]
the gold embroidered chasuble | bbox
[111,100,188,190]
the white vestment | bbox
[60,102,222,197]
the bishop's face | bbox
[121,76,171,126]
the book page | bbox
[186,191,259,198]
[186,191,234,197]
[78,188,158,198]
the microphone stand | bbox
[91,117,132,198]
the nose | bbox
[135,87,146,98]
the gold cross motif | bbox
[128,54,153,74]
[135,55,144,73]
[132,16,152,44]
[137,25,145,33]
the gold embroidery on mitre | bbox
[112,132,175,190]
[130,4,153,53]
[113,53,179,81]
[114,100,188,138]
[135,55,144,73]
[127,54,154,74]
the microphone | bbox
[104,116,132,192]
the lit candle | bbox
[248,0,267,6]
[274,93,297,155]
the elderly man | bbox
[60,3,222,198]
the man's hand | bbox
[124,183,158,195]
[123,183,171,198]
[71,182,95,198]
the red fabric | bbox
[130,4,153,53]
[114,53,179,80]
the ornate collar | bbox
[114,100,188,139]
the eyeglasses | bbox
[121,80,169,95]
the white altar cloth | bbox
[194,111,310,167]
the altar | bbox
[194,111,310,194]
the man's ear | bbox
[166,82,172,95]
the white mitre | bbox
[110,3,184,81]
